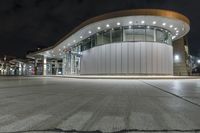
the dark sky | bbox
[0,0,200,58]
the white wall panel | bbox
[152,43,158,74]
[141,42,146,74]
[157,44,162,74]
[105,44,111,74]
[128,43,134,73]
[116,43,122,74]
[134,43,141,74]
[110,44,116,74]
[80,42,173,75]
[146,43,152,74]
[122,43,128,74]
[101,45,106,74]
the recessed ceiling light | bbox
[88,31,92,34]
[172,36,176,39]
[80,36,83,39]
[73,40,76,43]
[147,26,150,29]
[97,27,101,30]
[129,21,133,24]
[51,50,54,53]
[176,33,179,36]
[174,27,177,30]
[106,24,110,28]
[141,20,145,24]
[170,25,173,28]
[67,43,70,46]
[59,49,61,51]
[162,23,166,26]
[152,21,156,24]
[63,46,66,48]
[117,22,120,26]
[176,30,179,33]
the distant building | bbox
[27,9,190,76]
[0,55,35,76]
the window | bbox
[79,25,172,51]
[96,32,103,45]
[156,29,165,43]
[102,30,111,44]
[133,27,145,41]
[111,28,122,42]
[91,35,96,47]
[124,26,134,41]
[81,38,91,51]
[145,28,154,42]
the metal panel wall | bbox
[80,42,173,75]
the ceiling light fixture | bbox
[141,20,145,24]
[162,23,166,26]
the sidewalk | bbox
[29,75,200,79]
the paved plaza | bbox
[0,77,200,132]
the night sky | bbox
[0,0,200,58]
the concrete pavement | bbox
[0,76,200,132]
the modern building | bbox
[27,9,190,76]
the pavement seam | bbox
[142,81,200,108]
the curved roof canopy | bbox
[28,9,190,58]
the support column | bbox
[43,56,47,76]
[55,60,59,75]
[34,59,38,75]
[62,54,67,75]
[66,51,71,74]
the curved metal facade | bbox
[81,42,173,75]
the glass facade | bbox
[73,25,172,52]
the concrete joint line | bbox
[142,81,200,108]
